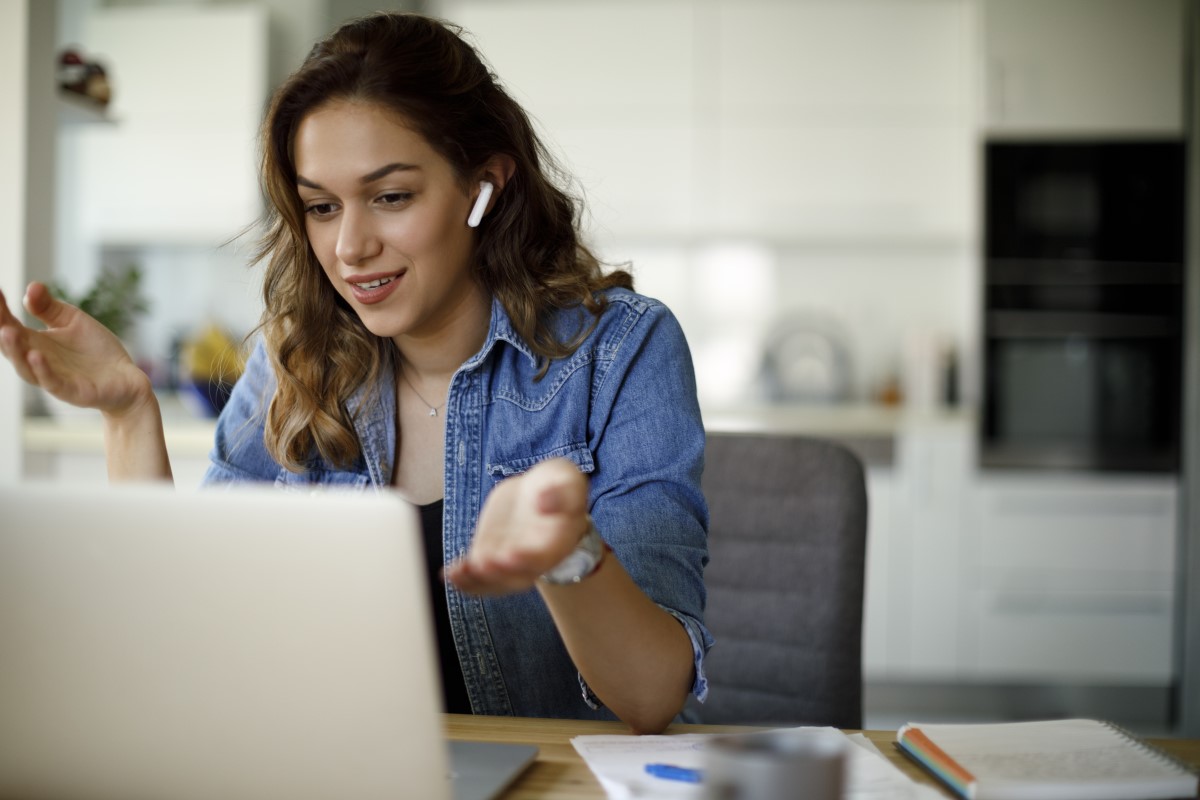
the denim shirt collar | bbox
[463,295,539,372]
[345,295,537,488]
[346,370,395,488]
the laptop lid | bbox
[0,482,457,800]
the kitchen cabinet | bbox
[892,420,974,677]
[24,449,212,490]
[710,0,975,242]
[23,411,214,489]
[964,474,1178,682]
[859,414,1178,686]
[864,415,973,679]
[435,0,975,244]
[68,5,268,245]
[983,0,1186,136]
[862,465,898,676]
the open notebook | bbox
[897,718,1199,800]
[0,482,534,800]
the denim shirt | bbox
[202,288,712,721]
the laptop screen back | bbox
[0,482,451,800]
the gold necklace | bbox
[399,367,447,417]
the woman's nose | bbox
[335,207,381,266]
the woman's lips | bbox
[348,272,402,305]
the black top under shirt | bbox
[417,499,472,714]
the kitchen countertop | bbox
[23,393,218,458]
[701,403,968,436]
[24,396,973,467]
[23,415,217,458]
[703,403,972,466]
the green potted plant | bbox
[49,263,149,340]
[41,263,150,418]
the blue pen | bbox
[645,763,703,783]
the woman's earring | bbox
[467,181,495,228]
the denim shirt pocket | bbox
[485,441,596,481]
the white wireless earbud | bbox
[467,181,495,228]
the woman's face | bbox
[294,99,488,345]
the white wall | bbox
[0,0,30,483]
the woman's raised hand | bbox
[0,282,154,417]
[445,458,591,596]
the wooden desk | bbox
[446,715,1200,800]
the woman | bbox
[0,13,710,734]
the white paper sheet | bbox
[570,726,943,800]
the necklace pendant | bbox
[429,407,438,417]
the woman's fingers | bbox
[1,285,60,386]
[444,555,541,596]
[0,322,40,386]
[448,458,593,596]
[523,458,587,514]
[0,287,18,327]
[23,282,67,326]
[0,288,26,351]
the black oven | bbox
[981,141,1186,472]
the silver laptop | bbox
[0,482,535,800]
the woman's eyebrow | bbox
[359,162,420,184]
[296,162,420,190]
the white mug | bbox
[702,730,845,800]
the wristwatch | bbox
[539,518,606,585]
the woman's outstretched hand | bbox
[445,457,590,596]
[0,282,153,417]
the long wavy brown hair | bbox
[255,12,632,472]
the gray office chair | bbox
[684,432,867,729]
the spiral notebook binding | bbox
[1102,719,1200,778]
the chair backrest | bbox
[685,432,867,728]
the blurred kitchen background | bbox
[2,0,1198,736]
